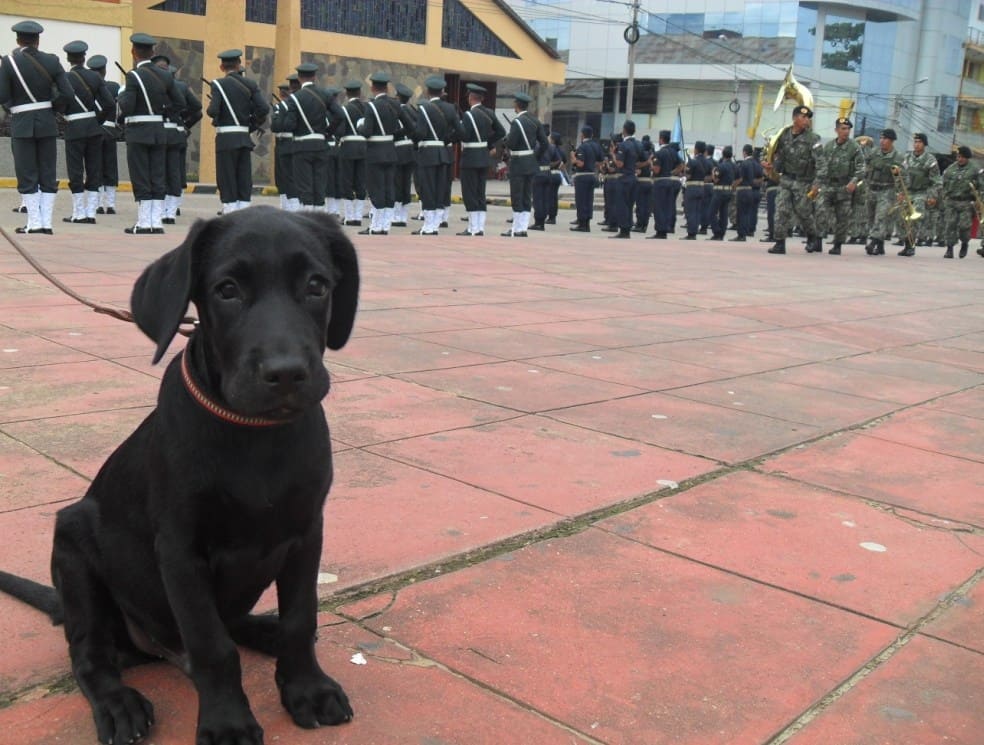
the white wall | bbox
[0,15,122,85]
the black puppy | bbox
[0,207,358,744]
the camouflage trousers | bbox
[923,204,942,241]
[816,184,854,243]
[865,187,897,239]
[943,200,974,246]
[848,187,868,238]
[774,179,816,240]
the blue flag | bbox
[671,107,685,162]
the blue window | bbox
[300,0,427,43]
[443,0,518,58]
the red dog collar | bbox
[180,351,290,427]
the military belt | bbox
[125,115,163,124]
[64,111,97,122]
[368,135,393,142]
[339,135,366,142]
[510,149,534,157]
[461,142,487,149]
[10,101,51,114]
[685,180,704,186]
[275,133,293,139]
[395,140,413,147]
[216,126,249,134]
[295,133,325,141]
[163,122,181,130]
[419,140,446,147]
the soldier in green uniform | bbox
[941,145,977,259]
[897,132,941,256]
[814,117,864,255]
[765,104,822,254]
[846,135,873,244]
[863,129,904,256]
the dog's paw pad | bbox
[281,674,353,727]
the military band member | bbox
[0,20,73,234]
[708,146,736,240]
[322,85,343,218]
[863,129,904,256]
[941,145,978,259]
[356,72,401,234]
[814,117,864,255]
[898,132,941,256]
[530,124,558,231]
[632,135,654,233]
[605,119,643,239]
[117,33,186,234]
[338,80,367,225]
[457,82,505,236]
[546,132,564,225]
[86,54,121,215]
[847,135,874,243]
[733,144,763,241]
[569,125,604,232]
[682,141,709,239]
[700,143,717,234]
[650,129,678,239]
[414,75,458,235]
[61,40,115,224]
[501,92,546,237]
[207,49,268,213]
[271,82,294,210]
[392,83,418,227]
[765,105,821,254]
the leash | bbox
[1,226,197,335]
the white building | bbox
[509,0,977,156]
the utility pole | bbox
[625,0,640,119]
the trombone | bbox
[891,166,922,246]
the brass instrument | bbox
[764,65,814,168]
[892,166,922,246]
[970,182,984,221]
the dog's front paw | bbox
[195,709,263,745]
[279,673,353,728]
[92,686,154,744]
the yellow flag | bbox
[747,84,764,139]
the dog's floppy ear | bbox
[296,213,360,350]
[131,218,211,364]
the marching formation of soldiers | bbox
[3,19,984,257]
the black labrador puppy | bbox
[0,206,358,744]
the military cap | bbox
[580,124,593,136]
[641,134,651,143]
[792,105,813,118]
[511,91,532,103]
[425,76,447,91]
[722,146,733,158]
[277,82,290,91]
[880,128,897,141]
[12,20,43,35]
[217,49,242,61]
[295,62,318,75]
[835,116,852,128]
[742,143,754,155]
[130,33,157,47]
[957,145,972,158]
[286,73,299,82]
[369,71,390,84]
[694,140,706,153]
[465,83,486,95]
[343,79,363,91]
[659,129,671,141]
[395,83,413,98]
[150,53,171,66]
[63,40,88,55]
[87,54,108,70]
[324,86,341,97]
[913,132,928,145]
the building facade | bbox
[510,0,975,156]
[2,0,565,183]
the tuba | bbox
[892,166,922,246]
[764,65,814,167]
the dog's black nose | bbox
[261,358,309,393]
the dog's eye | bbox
[306,277,329,298]
[215,281,241,301]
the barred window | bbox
[300,0,426,43]
[149,0,206,15]
[443,0,518,58]
[246,0,277,24]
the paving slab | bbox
[340,528,900,745]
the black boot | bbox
[898,238,915,257]
[874,239,885,255]
[976,245,984,257]
[569,220,589,232]
[865,238,877,255]
[767,239,786,254]
[828,241,841,255]
[808,236,822,253]
[609,227,631,239]
[959,240,969,258]
[944,245,954,259]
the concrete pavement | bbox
[0,187,981,744]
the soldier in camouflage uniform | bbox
[846,135,873,243]
[897,132,941,256]
[765,105,822,254]
[862,129,904,256]
[814,117,864,255]
[941,145,978,259]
